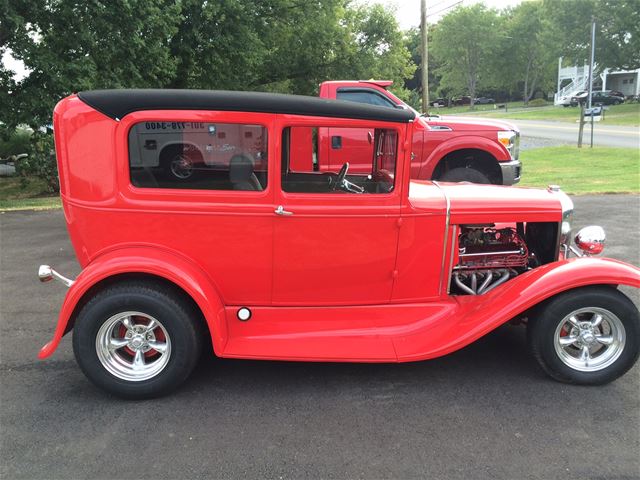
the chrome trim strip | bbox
[460,249,523,257]
[446,225,458,295]
[553,190,574,260]
[433,181,450,295]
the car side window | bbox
[281,126,397,194]
[128,121,268,191]
[336,89,397,108]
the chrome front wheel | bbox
[95,311,172,382]
[553,307,625,372]
[528,286,640,385]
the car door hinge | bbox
[396,218,403,228]
[392,270,399,279]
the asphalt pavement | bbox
[510,119,640,149]
[1,197,639,479]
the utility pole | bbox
[588,18,596,148]
[578,18,596,148]
[421,0,429,113]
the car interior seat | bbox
[229,154,263,191]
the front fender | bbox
[422,135,510,178]
[38,246,226,359]
[393,257,640,361]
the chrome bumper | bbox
[38,265,75,287]
[499,159,522,185]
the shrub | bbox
[0,128,32,158]
[527,98,548,107]
[16,133,59,193]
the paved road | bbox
[1,197,639,479]
[510,119,640,149]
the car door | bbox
[272,115,406,306]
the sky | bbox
[367,0,523,28]
[3,0,523,81]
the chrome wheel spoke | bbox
[121,316,134,331]
[579,345,591,365]
[147,341,168,353]
[108,338,129,351]
[559,335,579,347]
[145,318,157,332]
[567,315,580,328]
[594,335,614,346]
[591,313,603,328]
[133,349,146,369]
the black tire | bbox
[72,281,203,399]
[439,167,490,184]
[528,286,640,385]
[160,144,202,182]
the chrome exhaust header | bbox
[38,265,75,287]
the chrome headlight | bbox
[498,130,519,160]
[574,226,606,255]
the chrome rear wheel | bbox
[73,281,203,399]
[96,311,172,382]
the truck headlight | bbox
[498,130,519,160]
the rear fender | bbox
[38,246,226,359]
[394,257,640,360]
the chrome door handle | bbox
[274,205,293,216]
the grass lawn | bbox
[0,176,61,210]
[519,146,640,194]
[444,102,640,126]
[429,101,528,115]
[1,146,637,210]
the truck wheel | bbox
[72,281,203,399]
[440,167,490,184]
[160,145,201,181]
[528,286,640,385]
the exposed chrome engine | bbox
[452,226,529,295]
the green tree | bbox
[431,4,503,107]
[3,0,181,130]
[1,0,415,128]
[544,0,640,70]
[504,1,556,104]
[402,26,441,110]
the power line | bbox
[428,0,451,10]
[427,0,464,18]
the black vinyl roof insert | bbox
[77,89,415,123]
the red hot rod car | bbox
[39,89,640,398]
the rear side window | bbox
[336,89,396,108]
[128,121,268,191]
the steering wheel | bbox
[332,162,349,191]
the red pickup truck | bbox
[317,80,521,184]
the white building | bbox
[601,68,640,96]
[554,58,640,105]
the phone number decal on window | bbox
[144,122,206,130]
